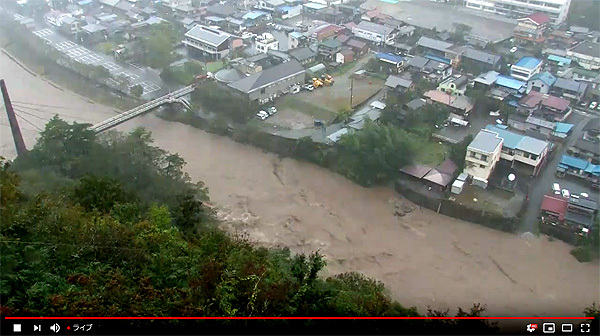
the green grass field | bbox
[205,60,225,73]
[415,141,450,166]
[277,96,337,122]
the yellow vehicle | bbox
[312,77,323,88]
[323,78,333,86]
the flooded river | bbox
[1,52,598,317]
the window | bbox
[479,164,486,168]
[480,154,488,161]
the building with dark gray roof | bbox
[289,47,317,65]
[183,25,230,60]
[228,60,305,103]
[462,48,501,71]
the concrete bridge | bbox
[90,85,195,134]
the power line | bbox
[13,107,48,121]
[12,100,79,110]
[12,103,90,122]
[14,112,43,131]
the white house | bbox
[351,20,397,45]
[485,125,550,176]
[464,129,503,188]
[511,56,543,81]
[255,33,279,54]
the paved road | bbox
[520,111,590,233]
[2,9,166,99]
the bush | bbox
[191,82,258,123]
[571,246,593,262]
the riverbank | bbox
[1,42,599,318]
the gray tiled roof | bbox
[554,77,587,94]
[355,20,395,36]
[405,55,428,69]
[385,75,413,89]
[569,40,600,58]
[185,25,229,47]
[416,36,453,53]
[462,48,501,65]
[289,47,316,61]
[228,60,305,93]
[469,130,502,154]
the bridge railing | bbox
[90,85,195,133]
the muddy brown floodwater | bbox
[1,52,598,317]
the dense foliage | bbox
[191,81,258,123]
[142,23,178,69]
[335,120,418,186]
[1,119,501,332]
[161,61,206,86]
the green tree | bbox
[336,121,417,186]
[143,23,177,69]
[449,134,474,172]
[130,84,144,97]
[336,108,353,123]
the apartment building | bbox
[514,12,551,43]
[511,57,543,81]
[255,33,279,54]
[464,0,571,25]
[183,25,230,60]
[485,125,550,176]
[464,130,504,188]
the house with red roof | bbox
[514,12,550,43]
[540,194,568,226]
[518,91,571,122]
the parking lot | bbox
[129,81,162,95]
[101,61,121,72]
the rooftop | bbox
[416,36,453,53]
[553,77,587,94]
[514,57,543,70]
[569,41,600,58]
[354,20,395,36]
[469,130,503,154]
[522,12,551,25]
[385,75,413,89]
[495,75,525,90]
[289,47,316,61]
[541,195,568,220]
[529,71,556,86]
[185,25,229,47]
[485,125,549,155]
[228,60,305,94]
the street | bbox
[520,110,599,233]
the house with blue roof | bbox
[557,155,600,183]
[511,56,543,81]
[526,71,556,94]
[492,75,526,102]
[485,125,550,176]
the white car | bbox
[589,101,597,109]
[256,111,269,120]
[267,107,277,115]
[552,183,561,194]
[510,46,518,53]
[303,84,314,91]
[581,192,589,198]
[561,189,570,198]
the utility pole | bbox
[350,76,354,109]
[1,79,27,157]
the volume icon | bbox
[50,323,60,333]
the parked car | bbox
[561,189,570,198]
[589,101,597,109]
[303,84,314,91]
[581,192,589,198]
[267,107,277,115]
[552,183,561,194]
[256,110,269,120]
[510,46,518,53]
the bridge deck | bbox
[90,85,195,133]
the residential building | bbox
[485,125,550,176]
[511,57,543,81]
[183,25,230,60]
[423,90,474,116]
[206,3,237,18]
[58,16,81,37]
[438,75,468,97]
[464,129,503,187]
[255,33,279,54]
[492,75,526,100]
[288,32,306,50]
[336,49,354,64]
[551,77,588,102]
[526,71,556,94]
[228,60,306,103]
[557,155,600,183]
[589,74,600,101]
[289,47,317,65]
[277,5,303,20]
[518,91,571,122]
[256,0,285,12]
[317,39,342,60]
[473,70,500,90]
[566,41,600,70]
[541,195,597,239]
[375,53,405,72]
[461,48,502,73]
[569,118,600,164]
[514,12,550,43]
[161,0,192,9]
[385,74,414,93]
[309,24,345,42]
[80,24,107,44]
[345,39,368,55]
[351,20,397,45]
[416,36,453,58]
[464,0,571,25]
